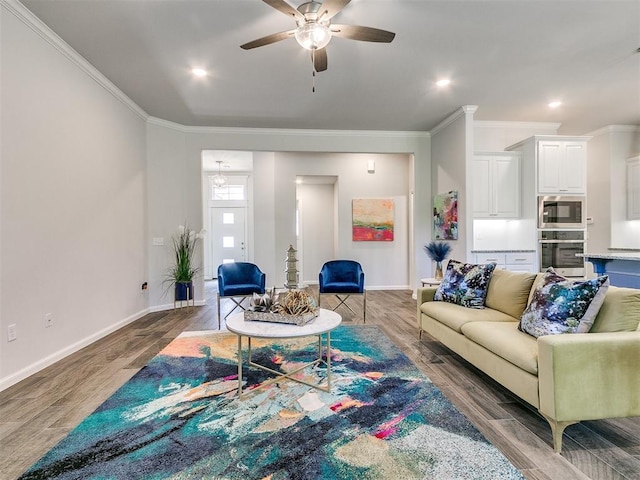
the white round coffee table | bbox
[226,308,342,398]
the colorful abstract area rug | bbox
[19,326,524,480]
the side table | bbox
[420,278,442,287]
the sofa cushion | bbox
[461,321,539,375]
[590,286,640,332]
[518,268,609,338]
[421,301,516,333]
[434,259,496,309]
[485,269,537,319]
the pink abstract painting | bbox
[352,198,394,241]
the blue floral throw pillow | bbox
[518,268,609,338]
[434,259,497,309]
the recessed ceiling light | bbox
[192,68,207,78]
[548,101,562,108]
[436,79,451,87]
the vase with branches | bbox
[423,241,452,280]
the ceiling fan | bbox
[240,0,396,73]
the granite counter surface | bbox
[577,252,640,261]
[471,249,536,253]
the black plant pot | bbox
[175,281,193,301]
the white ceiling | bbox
[20,0,640,134]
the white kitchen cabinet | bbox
[504,252,536,273]
[472,153,521,218]
[628,156,640,220]
[537,141,587,194]
[473,251,536,273]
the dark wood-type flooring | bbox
[1,284,639,479]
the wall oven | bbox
[539,230,586,277]
[538,196,586,229]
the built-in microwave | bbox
[538,196,586,229]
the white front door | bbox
[210,207,246,276]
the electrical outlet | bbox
[45,313,54,328]
[7,324,17,342]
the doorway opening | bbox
[202,151,253,279]
[296,175,338,285]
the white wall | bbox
[610,127,640,249]
[587,125,640,252]
[146,122,188,308]
[586,132,613,253]
[1,4,147,389]
[474,121,560,152]
[252,152,277,286]
[430,107,474,265]
[283,152,411,289]
[145,121,431,302]
[298,183,335,285]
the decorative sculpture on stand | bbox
[284,244,299,290]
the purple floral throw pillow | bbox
[433,259,497,309]
[518,267,609,338]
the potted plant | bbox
[166,223,205,302]
[424,241,452,280]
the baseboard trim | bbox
[300,282,410,291]
[149,300,207,313]
[0,308,150,392]
[365,285,411,291]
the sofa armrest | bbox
[538,331,640,423]
[416,287,438,326]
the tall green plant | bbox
[168,224,204,284]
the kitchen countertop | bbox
[471,249,536,253]
[577,252,640,261]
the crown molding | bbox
[147,116,431,139]
[474,120,562,131]
[431,105,478,136]
[2,0,148,121]
[146,116,193,133]
[586,124,640,138]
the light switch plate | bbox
[7,324,16,342]
[153,237,165,246]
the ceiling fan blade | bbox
[240,30,295,50]
[262,0,305,21]
[330,24,396,43]
[313,48,328,72]
[317,0,351,21]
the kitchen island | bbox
[578,251,640,288]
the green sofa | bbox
[417,268,640,452]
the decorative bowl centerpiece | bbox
[244,288,319,326]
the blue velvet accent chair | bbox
[217,262,266,328]
[318,260,366,322]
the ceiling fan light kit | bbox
[241,0,395,77]
[294,22,331,50]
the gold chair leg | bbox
[363,290,366,323]
[216,293,221,330]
